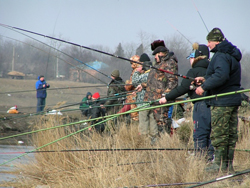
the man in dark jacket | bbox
[104,69,125,115]
[88,92,106,133]
[36,75,50,112]
[195,28,242,173]
[159,43,214,161]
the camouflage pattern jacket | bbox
[125,68,138,119]
[143,54,178,102]
[132,70,150,107]
[105,77,125,106]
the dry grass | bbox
[1,78,250,187]
[1,111,249,188]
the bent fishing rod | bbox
[0,34,107,85]
[0,23,195,81]
[0,26,120,85]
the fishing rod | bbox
[191,0,209,33]
[0,99,158,167]
[0,83,133,95]
[0,92,134,121]
[0,85,108,95]
[0,34,107,84]
[0,148,212,154]
[0,27,115,85]
[187,169,250,188]
[1,88,249,140]
[0,23,195,81]
[166,20,193,45]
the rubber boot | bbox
[206,149,224,172]
[227,149,235,173]
[165,118,172,135]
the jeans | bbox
[37,98,46,112]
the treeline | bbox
[0,34,249,89]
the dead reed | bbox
[4,111,250,187]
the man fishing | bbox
[195,28,242,173]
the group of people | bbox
[37,27,242,174]
[158,27,242,173]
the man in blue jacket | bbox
[195,28,242,173]
[36,75,50,112]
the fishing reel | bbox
[189,84,198,90]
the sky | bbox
[1,0,250,52]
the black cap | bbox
[139,53,150,62]
[152,46,169,55]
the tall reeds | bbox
[6,111,250,187]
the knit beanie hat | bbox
[92,92,100,99]
[139,53,150,62]
[206,27,224,42]
[151,40,165,51]
[111,69,120,78]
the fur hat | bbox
[111,69,120,78]
[92,92,100,99]
[192,43,210,59]
[151,40,165,51]
[206,27,224,42]
[139,53,150,62]
[152,46,169,55]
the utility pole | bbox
[56,56,59,78]
[12,46,15,71]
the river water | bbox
[0,140,35,184]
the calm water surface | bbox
[0,141,35,184]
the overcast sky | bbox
[1,0,250,52]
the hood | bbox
[37,76,40,80]
[86,92,92,98]
[192,56,209,69]
[211,39,242,61]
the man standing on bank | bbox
[36,75,50,112]
[195,28,242,173]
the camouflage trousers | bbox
[153,106,171,134]
[210,106,239,151]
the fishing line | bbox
[0,23,196,81]
[0,34,107,84]
[166,20,193,45]
[191,0,209,33]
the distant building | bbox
[69,60,109,83]
[7,71,25,79]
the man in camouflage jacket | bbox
[104,69,125,115]
[138,46,178,134]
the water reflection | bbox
[0,144,35,183]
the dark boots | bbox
[206,147,235,173]
[227,149,235,173]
